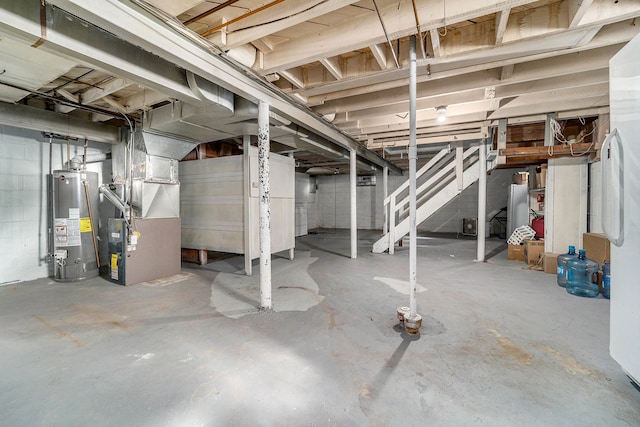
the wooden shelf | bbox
[499,142,598,158]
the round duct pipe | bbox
[322,113,336,122]
[225,44,257,68]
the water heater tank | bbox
[52,170,100,282]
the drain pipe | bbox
[402,35,422,335]
[476,139,487,262]
[258,101,272,310]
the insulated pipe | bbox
[258,101,272,310]
[350,149,357,259]
[476,140,487,262]
[408,35,418,318]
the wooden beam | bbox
[430,29,441,58]
[279,69,305,89]
[568,0,594,28]
[319,57,343,80]
[495,8,511,45]
[369,43,388,70]
[499,142,597,157]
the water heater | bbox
[52,169,100,282]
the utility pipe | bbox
[350,149,357,259]
[372,0,400,69]
[183,0,240,25]
[201,0,287,37]
[403,35,422,335]
[258,101,272,310]
[476,139,487,262]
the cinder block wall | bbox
[0,126,109,284]
[418,169,513,233]
[295,173,319,232]
[313,168,513,232]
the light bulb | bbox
[436,105,447,123]
[437,114,446,123]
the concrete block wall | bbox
[313,168,514,233]
[315,172,404,230]
[0,126,110,285]
[418,169,514,233]
[295,173,319,233]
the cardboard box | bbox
[543,252,559,274]
[512,172,529,185]
[508,244,525,261]
[524,239,545,265]
[583,233,610,267]
[535,164,547,188]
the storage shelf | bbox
[529,187,545,193]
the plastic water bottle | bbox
[566,249,599,298]
[602,261,611,299]
[557,245,577,287]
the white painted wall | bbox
[418,169,514,233]
[0,125,111,285]
[315,172,405,230]
[313,168,513,232]
[295,173,319,233]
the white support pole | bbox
[243,134,253,276]
[476,139,487,262]
[350,149,357,259]
[258,101,272,310]
[544,113,556,254]
[403,35,422,335]
[288,151,295,261]
[389,194,396,255]
[408,35,418,318]
[456,141,464,191]
[383,165,389,235]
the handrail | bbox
[601,128,625,247]
[375,142,486,254]
[391,145,480,214]
[384,147,450,206]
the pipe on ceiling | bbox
[372,0,400,69]
[183,0,241,25]
[200,0,287,38]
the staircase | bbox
[372,143,493,254]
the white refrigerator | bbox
[506,184,529,240]
[604,32,640,386]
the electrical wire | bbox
[547,117,600,157]
[439,0,448,37]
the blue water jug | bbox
[566,249,599,298]
[602,261,611,299]
[557,245,577,287]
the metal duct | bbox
[225,45,258,68]
[135,129,200,161]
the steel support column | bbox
[404,35,422,335]
[258,102,272,309]
[243,134,253,276]
[350,149,357,259]
[383,165,389,235]
[476,139,487,262]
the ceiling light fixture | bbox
[436,105,447,123]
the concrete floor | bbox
[1,230,639,426]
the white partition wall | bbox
[180,147,294,257]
